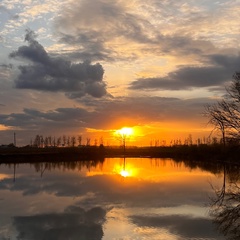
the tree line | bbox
[150,135,222,147]
[31,135,104,148]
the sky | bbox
[0,0,239,146]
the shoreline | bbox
[0,144,239,164]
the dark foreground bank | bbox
[0,144,239,164]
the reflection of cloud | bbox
[10,29,107,99]
[13,206,106,240]
[0,169,211,208]
[130,214,225,239]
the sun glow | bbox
[115,127,133,136]
[120,169,130,177]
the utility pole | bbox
[14,132,16,146]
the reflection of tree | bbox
[4,159,105,181]
[210,164,240,240]
[33,159,105,175]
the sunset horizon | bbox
[0,0,239,146]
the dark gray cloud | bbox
[0,63,12,69]
[58,31,114,62]
[0,107,89,131]
[13,206,106,240]
[87,96,211,129]
[130,214,225,239]
[0,95,213,145]
[129,54,240,91]
[9,30,107,99]
[0,96,210,132]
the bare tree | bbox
[71,136,76,147]
[44,137,48,147]
[86,138,91,146]
[33,135,41,147]
[77,135,82,146]
[62,135,66,147]
[40,136,44,148]
[57,137,61,147]
[48,136,52,146]
[115,128,133,154]
[205,72,240,145]
[53,137,56,147]
[205,103,226,146]
[67,136,70,147]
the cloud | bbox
[0,95,213,146]
[0,64,13,84]
[0,63,12,69]
[54,0,154,61]
[0,96,210,135]
[129,54,240,91]
[55,0,217,61]
[54,0,240,64]
[9,29,107,99]
[0,5,19,19]
[0,107,90,131]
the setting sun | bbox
[115,127,133,136]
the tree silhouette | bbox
[115,128,132,154]
[205,72,240,145]
[77,135,82,146]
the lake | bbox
[0,157,239,240]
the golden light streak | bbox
[0,124,12,131]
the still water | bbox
[0,157,238,240]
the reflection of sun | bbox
[120,170,129,178]
[113,160,135,178]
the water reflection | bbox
[14,206,106,240]
[0,158,237,239]
[210,164,240,240]
[131,214,219,239]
